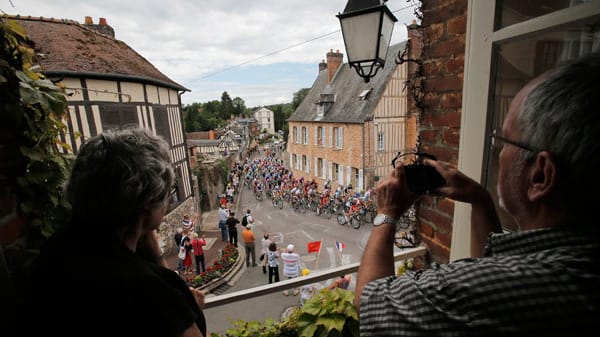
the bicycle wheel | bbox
[336,214,346,225]
[325,206,334,219]
[299,201,307,214]
[350,216,361,229]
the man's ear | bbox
[527,151,557,202]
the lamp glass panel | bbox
[340,11,382,62]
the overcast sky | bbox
[4,0,418,107]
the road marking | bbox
[327,247,336,268]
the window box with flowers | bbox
[189,244,239,290]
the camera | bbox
[404,164,446,194]
[392,151,446,194]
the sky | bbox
[3,0,419,107]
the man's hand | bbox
[375,163,420,220]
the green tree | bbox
[292,87,310,110]
[232,97,246,116]
[220,91,234,120]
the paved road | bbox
[203,182,372,335]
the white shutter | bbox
[340,128,344,149]
[346,166,351,186]
[328,161,333,180]
[289,154,293,169]
[358,169,364,190]
[314,157,318,176]
[339,164,344,185]
[314,126,318,145]
[329,127,333,147]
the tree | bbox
[292,87,310,110]
[232,97,246,117]
[220,91,234,120]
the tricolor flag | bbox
[335,241,346,253]
[307,241,322,253]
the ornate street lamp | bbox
[337,0,397,82]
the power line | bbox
[201,4,416,79]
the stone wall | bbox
[159,197,198,255]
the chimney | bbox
[83,16,115,38]
[326,49,343,83]
[319,59,327,73]
[407,20,422,65]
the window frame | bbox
[452,0,600,261]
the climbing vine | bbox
[1,17,74,243]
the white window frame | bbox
[452,0,600,261]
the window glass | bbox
[485,20,600,231]
[496,0,591,29]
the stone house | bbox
[286,43,418,192]
[254,107,275,134]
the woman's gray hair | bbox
[65,128,174,229]
[517,52,600,220]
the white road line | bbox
[327,247,336,268]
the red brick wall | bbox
[416,0,467,263]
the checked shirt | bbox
[360,227,600,336]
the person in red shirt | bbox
[191,232,207,274]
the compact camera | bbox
[404,164,446,194]
[392,151,446,194]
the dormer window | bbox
[358,88,373,100]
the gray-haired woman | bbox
[25,128,207,337]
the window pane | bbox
[485,20,600,231]
[496,0,591,29]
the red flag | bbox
[307,241,322,253]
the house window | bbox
[302,127,308,144]
[377,131,384,152]
[317,104,324,118]
[333,163,340,181]
[302,155,309,173]
[453,0,600,260]
[317,126,324,146]
[293,127,299,144]
[333,127,344,149]
[317,158,324,178]
[292,154,297,170]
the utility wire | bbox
[201,4,416,79]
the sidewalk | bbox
[164,195,242,282]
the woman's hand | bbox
[189,287,206,309]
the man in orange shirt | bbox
[241,223,257,267]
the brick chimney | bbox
[326,49,343,83]
[407,20,422,62]
[83,16,115,38]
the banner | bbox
[335,241,346,253]
[307,241,322,253]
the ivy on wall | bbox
[1,17,74,247]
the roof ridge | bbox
[2,14,80,26]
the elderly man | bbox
[356,53,600,336]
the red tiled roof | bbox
[3,15,188,91]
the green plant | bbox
[293,288,358,337]
[210,288,358,337]
[1,18,73,241]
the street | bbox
[203,180,372,334]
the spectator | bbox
[241,223,257,267]
[181,229,193,275]
[267,242,280,284]
[299,269,318,307]
[191,232,207,274]
[328,274,352,290]
[23,128,207,337]
[356,53,600,336]
[260,233,272,274]
[218,204,229,242]
[226,211,239,247]
[174,226,185,272]
[281,244,301,296]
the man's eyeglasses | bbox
[490,128,539,153]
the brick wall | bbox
[416,0,467,263]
